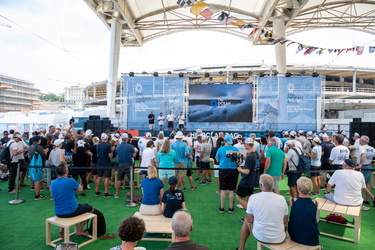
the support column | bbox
[107,15,122,118]
[272,18,287,74]
[353,71,357,94]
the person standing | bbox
[265,138,286,194]
[171,131,189,189]
[157,112,166,131]
[158,140,176,184]
[167,110,176,131]
[349,132,361,163]
[140,141,156,179]
[320,134,335,188]
[72,140,89,196]
[305,137,322,196]
[148,111,156,130]
[177,111,186,131]
[285,141,302,198]
[329,134,349,170]
[198,135,212,185]
[7,134,23,194]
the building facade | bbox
[64,85,84,103]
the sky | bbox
[1,0,375,94]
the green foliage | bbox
[39,93,63,102]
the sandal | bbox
[100,234,117,239]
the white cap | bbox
[322,134,329,138]
[53,139,64,147]
[313,137,321,143]
[201,135,208,140]
[307,131,313,136]
[283,131,289,136]
[121,133,129,139]
[145,132,152,138]
[298,130,304,134]
[159,131,164,134]
[236,134,243,139]
[353,132,360,137]
[196,129,202,134]
[115,133,120,138]
[85,129,93,136]
[290,130,297,137]
[176,131,184,139]
[77,140,86,147]
[322,128,327,131]
[111,137,118,141]
[319,133,324,137]
[101,133,108,140]
[244,138,254,144]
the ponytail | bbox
[169,184,176,196]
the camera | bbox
[226,152,243,163]
[69,117,75,125]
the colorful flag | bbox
[279,39,290,45]
[190,1,208,16]
[287,41,296,47]
[296,44,303,53]
[200,6,218,20]
[304,47,317,55]
[230,19,246,26]
[239,23,253,30]
[317,48,324,55]
[217,11,229,23]
[356,46,365,55]
[177,0,196,8]
[369,47,375,53]
[248,28,259,38]
[337,49,345,55]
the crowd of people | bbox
[1,125,374,249]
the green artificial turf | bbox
[1,171,374,250]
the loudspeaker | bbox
[85,120,94,131]
[361,123,371,137]
[89,115,100,120]
[353,118,362,122]
[349,122,361,144]
[101,120,111,132]
[94,122,102,136]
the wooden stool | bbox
[316,197,361,243]
[46,213,97,248]
[257,236,322,250]
[134,212,175,242]
[371,172,375,189]
[116,168,142,189]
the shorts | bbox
[361,165,372,184]
[310,166,321,177]
[168,121,174,129]
[149,124,155,130]
[187,169,192,177]
[117,163,131,181]
[175,163,186,177]
[237,185,254,198]
[219,169,239,191]
[272,176,281,190]
[96,165,112,178]
[195,156,200,167]
[331,164,342,170]
[159,169,175,179]
[287,172,301,187]
[139,204,162,215]
[179,124,184,129]
[140,170,148,176]
[200,161,210,169]
[321,162,331,171]
[214,165,219,178]
[19,159,27,172]
[91,163,97,175]
[56,203,93,218]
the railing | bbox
[325,87,375,93]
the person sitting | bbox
[110,216,146,250]
[238,174,288,250]
[288,177,320,246]
[325,158,374,210]
[51,163,94,238]
[139,166,164,215]
[161,176,186,218]
[166,210,209,250]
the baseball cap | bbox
[322,128,327,131]
[322,134,329,138]
[121,133,129,139]
[196,129,202,134]
[352,132,360,137]
[145,132,152,138]
[13,134,22,139]
[298,130,304,134]
[31,136,41,142]
[201,135,208,140]
[53,139,64,147]
[236,134,243,139]
[313,137,321,143]
[224,134,233,144]
[101,133,108,140]
[289,130,297,137]
[176,131,184,139]
[344,158,356,168]
[115,133,120,138]
[283,131,289,136]
[307,131,313,136]
[244,138,254,144]
[77,140,86,147]
[168,176,178,185]
[85,129,93,136]
[111,137,118,142]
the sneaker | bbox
[199,181,206,185]
[87,184,91,189]
[236,204,244,209]
[309,192,319,197]
[114,195,119,199]
[94,191,101,197]
[8,189,20,194]
[19,183,30,187]
[40,187,49,191]
[50,197,54,201]
[216,191,221,195]
[194,177,200,181]
[207,180,212,184]
[80,193,86,197]
[183,187,187,192]
[30,187,35,192]
[103,193,114,198]
[190,186,197,191]
[34,195,46,200]
[218,207,225,214]
[228,208,235,214]
[240,218,245,223]
[361,206,370,211]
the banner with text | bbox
[257,76,322,131]
[124,76,184,130]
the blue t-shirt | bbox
[186,148,193,168]
[171,140,189,164]
[116,142,135,164]
[215,145,239,169]
[97,142,111,166]
[51,177,79,216]
[141,178,164,205]
[158,150,176,168]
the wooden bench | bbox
[46,213,97,248]
[115,168,142,189]
[316,197,361,243]
[257,236,322,250]
[134,212,175,242]
[371,172,375,189]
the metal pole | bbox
[125,164,139,207]
[9,163,25,205]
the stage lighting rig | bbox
[153,72,158,77]
[129,72,135,77]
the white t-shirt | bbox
[272,136,282,148]
[311,145,322,167]
[177,115,185,125]
[357,144,375,165]
[9,140,21,163]
[167,114,175,122]
[349,138,360,157]
[284,139,303,151]
[157,116,165,125]
[286,147,301,171]
[138,137,148,156]
[328,169,365,206]
[329,145,349,165]
[194,141,202,157]
[141,148,155,168]
[182,137,193,147]
[234,143,247,167]
[247,192,288,243]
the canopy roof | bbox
[84,0,375,47]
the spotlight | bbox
[167,71,172,74]
[312,72,319,77]
[153,72,158,77]
[178,72,184,77]
[285,72,292,77]
[193,71,197,75]
[233,72,238,78]
[219,71,223,75]
[248,71,253,76]
[204,73,210,78]
[259,72,265,77]
[273,71,279,76]
[142,71,147,74]
[129,72,134,77]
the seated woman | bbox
[139,166,164,215]
[288,177,320,246]
[110,216,146,250]
[161,176,186,218]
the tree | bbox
[39,93,62,102]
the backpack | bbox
[29,151,44,182]
[126,192,143,203]
[0,141,14,164]
[291,148,311,171]
[326,214,347,224]
[87,209,106,237]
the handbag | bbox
[30,152,44,182]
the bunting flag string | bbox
[180,1,374,56]
[0,22,12,28]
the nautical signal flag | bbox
[200,6,219,20]
[190,1,208,16]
